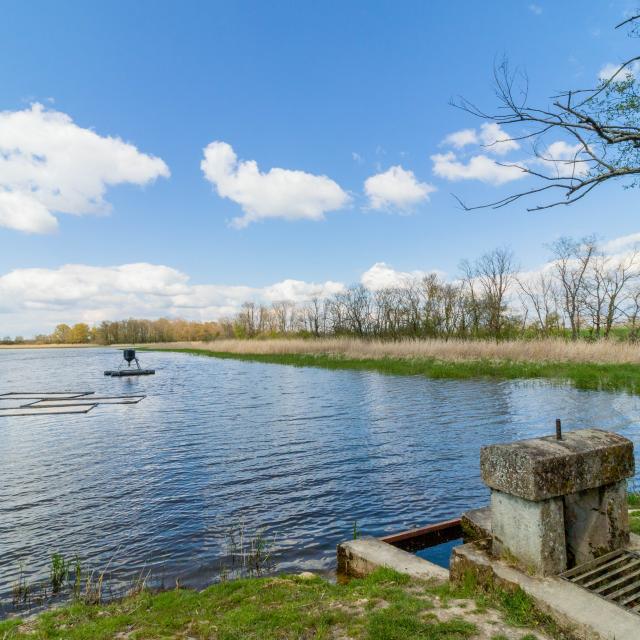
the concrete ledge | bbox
[461,506,491,541]
[451,541,640,640]
[337,537,448,581]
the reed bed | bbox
[150,337,640,365]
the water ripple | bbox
[1,347,639,607]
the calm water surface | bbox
[1,347,639,608]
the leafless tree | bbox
[549,236,597,339]
[517,272,559,334]
[462,247,517,338]
[453,15,640,211]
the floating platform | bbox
[104,369,155,377]
[0,391,146,417]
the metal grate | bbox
[561,549,640,616]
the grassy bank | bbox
[149,341,640,393]
[0,568,562,640]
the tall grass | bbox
[150,337,640,365]
[147,338,640,392]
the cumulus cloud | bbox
[602,232,640,253]
[531,141,589,178]
[0,103,170,233]
[10,229,640,336]
[263,279,345,302]
[434,123,525,185]
[364,165,436,211]
[442,128,478,149]
[0,263,347,336]
[598,62,638,82]
[431,152,526,185]
[442,123,519,156]
[200,141,350,228]
[360,262,442,290]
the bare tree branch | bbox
[450,16,640,211]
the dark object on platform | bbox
[556,418,562,440]
[104,348,155,377]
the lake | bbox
[1,347,639,610]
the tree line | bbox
[2,318,223,346]
[228,236,640,341]
[5,235,640,345]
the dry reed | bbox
[150,337,640,365]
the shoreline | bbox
[147,345,640,393]
[0,344,101,349]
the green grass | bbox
[0,568,565,640]
[629,492,640,535]
[151,348,640,393]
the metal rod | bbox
[556,418,562,440]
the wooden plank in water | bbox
[0,404,97,417]
[0,392,93,400]
[33,396,145,407]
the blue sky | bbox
[0,0,639,334]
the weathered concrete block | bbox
[491,490,567,575]
[564,480,630,567]
[481,428,634,502]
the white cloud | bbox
[442,123,519,156]
[443,128,478,149]
[364,165,436,211]
[598,62,637,82]
[263,279,345,302]
[602,232,640,253]
[0,263,347,336]
[477,123,520,155]
[10,230,640,336]
[0,103,170,233]
[200,141,350,228]
[532,141,589,178]
[360,262,442,291]
[431,152,526,185]
[528,4,542,15]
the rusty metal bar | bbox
[380,518,462,552]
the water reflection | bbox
[1,347,639,608]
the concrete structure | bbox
[480,428,634,575]
[337,537,448,581]
[451,540,640,640]
[491,489,567,574]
